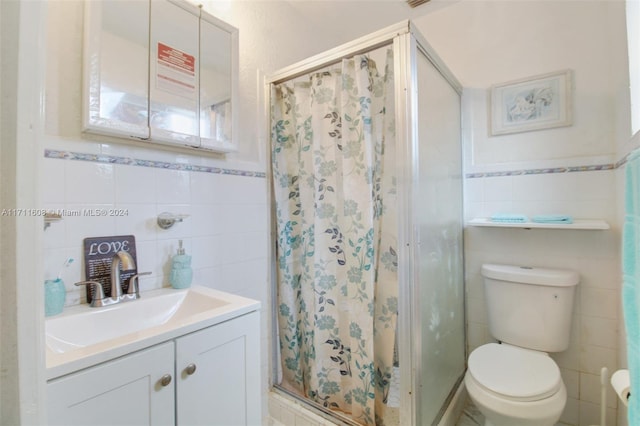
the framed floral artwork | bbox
[489,69,573,136]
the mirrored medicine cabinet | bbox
[83,0,238,153]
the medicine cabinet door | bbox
[199,14,238,153]
[149,0,200,147]
[83,0,150,139]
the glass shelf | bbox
[467,218,610,230]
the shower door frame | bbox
[266,20,464,426]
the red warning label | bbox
[158,43,195,74]
[156,42,196,96]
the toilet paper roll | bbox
[611,369,631,407]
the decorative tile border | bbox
[466,163,616,179]
[44,148,635,181]
[466,145,640,179]
[616,151,633,169]
[45,149,267,178]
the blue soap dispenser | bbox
[169,240,192,289]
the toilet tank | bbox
[481,264,579,352]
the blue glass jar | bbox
[169,255,192,289]
[169,240,192,289]
[45,278,66,317]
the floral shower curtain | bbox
[271,49,398,426]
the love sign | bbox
[83,235,138,303]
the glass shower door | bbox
[414,46,465,425]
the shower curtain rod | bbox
[266,20,411,85]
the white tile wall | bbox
[42,157,269,305]
[464,169,621,426]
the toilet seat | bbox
[468,343,562,402]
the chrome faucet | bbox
[124,271,152,301]
[75,251,152,308]
[111,251,136,299]
[74,280,109,307]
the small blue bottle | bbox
[169,240,192,289]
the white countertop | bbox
[46,286,260,380]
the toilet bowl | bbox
[467,264,579,426]
[465,343,566,426]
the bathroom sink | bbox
[46,288,228,353]
[45,285,260,379]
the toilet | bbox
[465,264,579,426]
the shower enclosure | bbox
[267,21,464,425]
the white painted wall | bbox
[416,0,629,168]
[627,0,640,137]
[0,1,16,421]
[2,0,47,424]
[1,2,6,420]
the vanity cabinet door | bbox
[175,311,261,426]
[47,342,175,426]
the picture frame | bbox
[489,69,573,136]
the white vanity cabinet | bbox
[83,0,238,153]
[47,342,175,425]
[176,311,261,425]
[47,311,260,426]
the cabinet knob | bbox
[160,374,172,387]
[185,363,197,375]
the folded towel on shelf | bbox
[490,213,529,223]
[532,215,574,224]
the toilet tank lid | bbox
[481,264,579,287]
